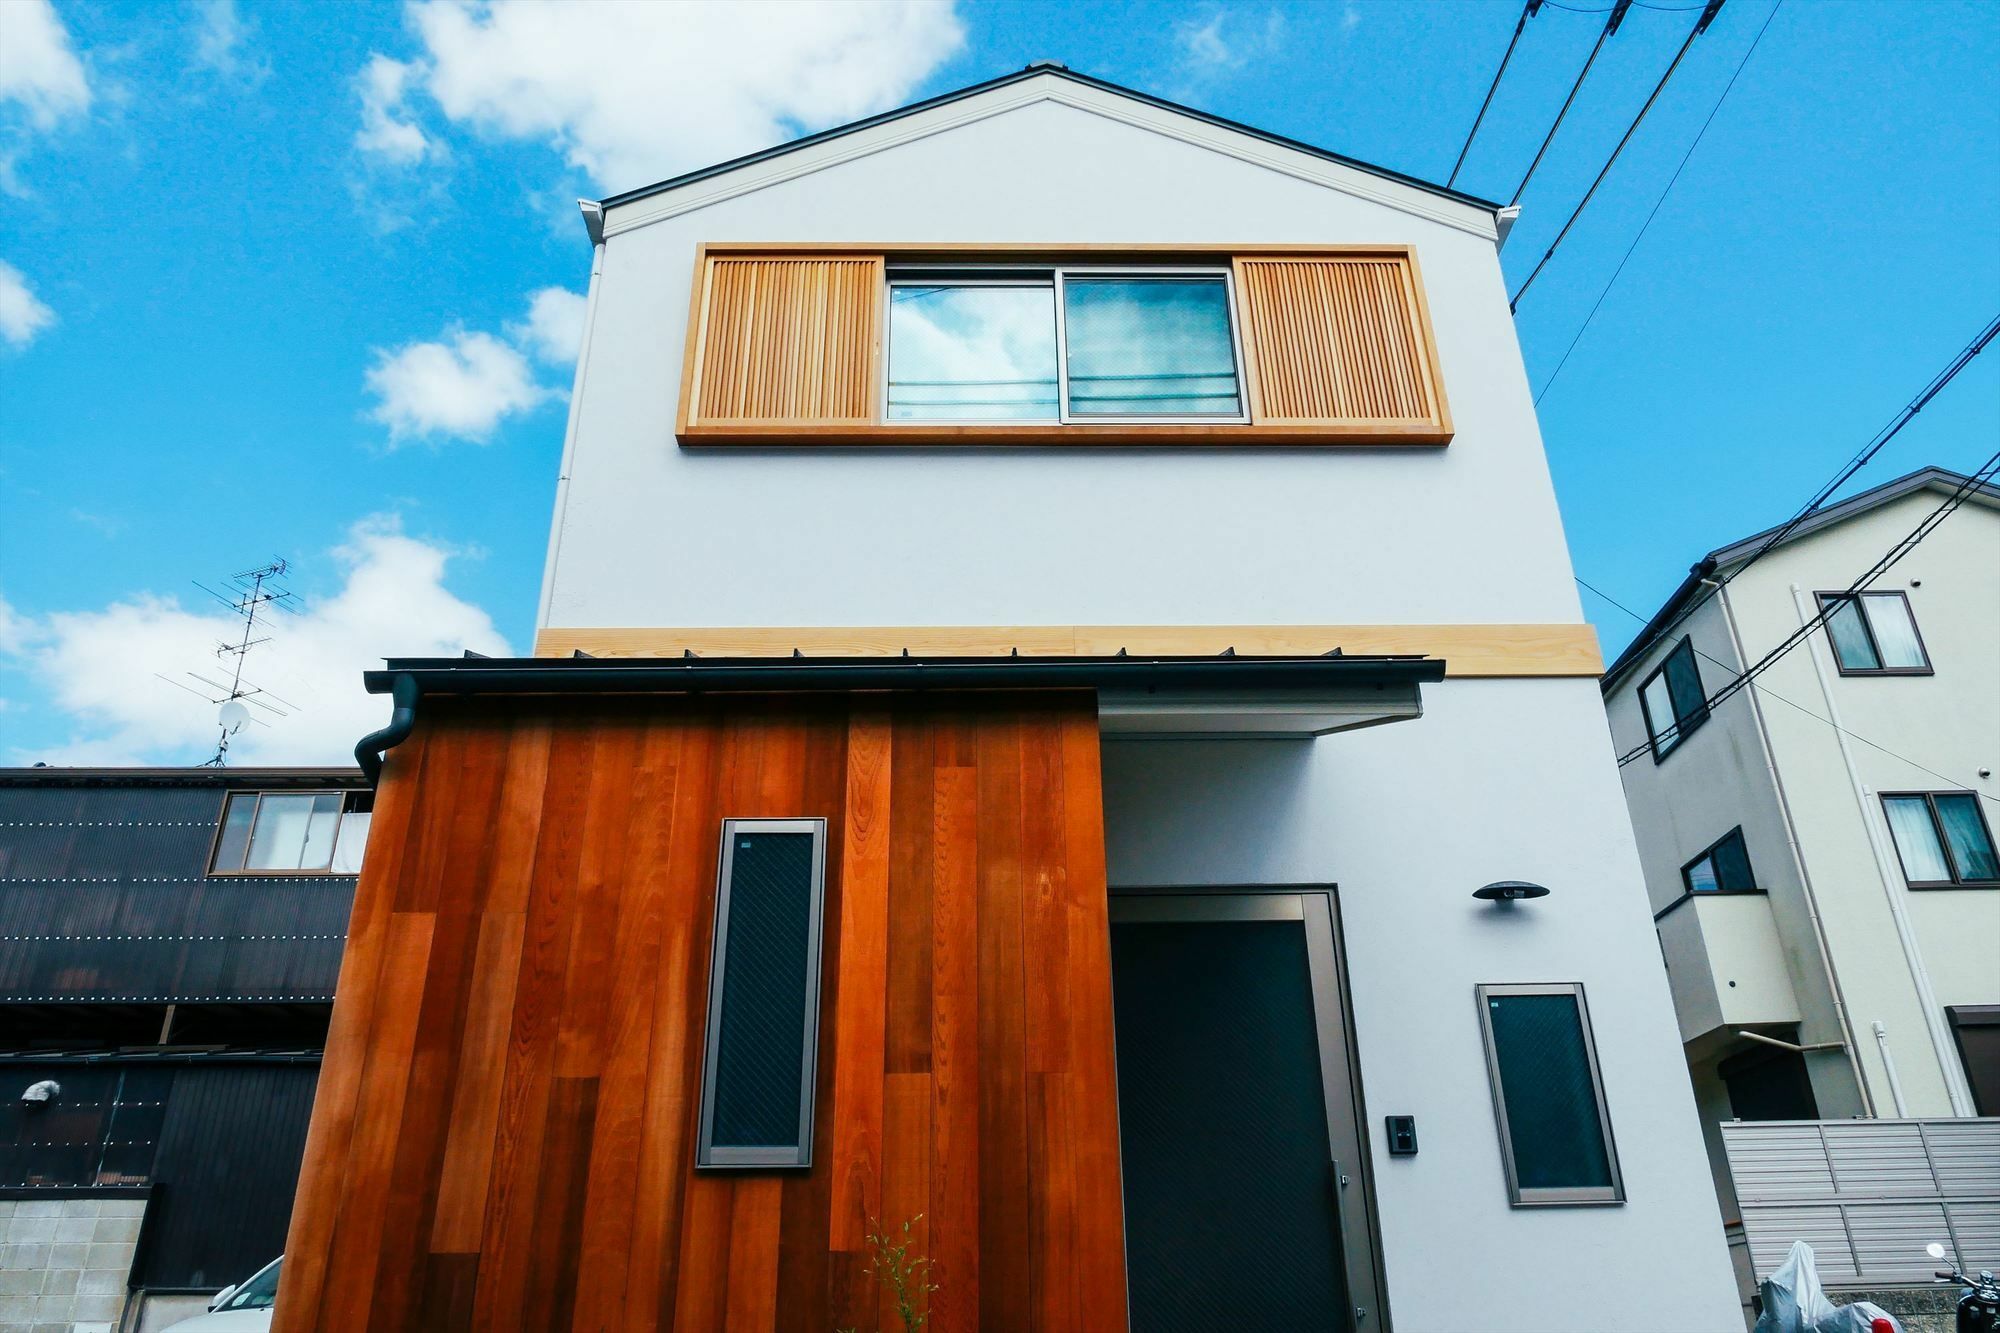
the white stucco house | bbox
[1602,465,2000,1304]
[278,64,1743,1333]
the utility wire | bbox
[1535,0,1785,403]
[1448,0,1541,189]
[1608,310,2000,660]
[1511,0,1727,311]
[1577,575,1996,802]
[1616,451,2000,767]
[1510,0,1631,206]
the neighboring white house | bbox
[1602,467,2000,1296]
[521,63,1739,1332]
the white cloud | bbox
[362,0,963,191]
[365,328,550,442]
[192,0,269,84]
[0,0,91,130]
[513,286,586,365]
[356,54,433,165]
[1174,7,1286,82]
[0,516,509,767]
[0,259,55,348]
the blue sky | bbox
[1,0,1995,765]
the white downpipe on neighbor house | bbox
[1873,1021,1909,1118]
[1790,583,1975,1117]
[1716,581,1875,1115]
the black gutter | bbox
[355,652,1446,782]
[1601,558,1717,693]
[597,64,1500,216]
[354,672,421,786]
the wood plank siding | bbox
[271,692,1126,1333]
[676,243,1452,445]
[534,623,1606,679]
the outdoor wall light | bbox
[1473,881,1550,903]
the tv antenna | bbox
[153,559,303,765]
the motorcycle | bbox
[1928,1241,2000,1333]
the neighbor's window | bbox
[1682,827,1758,895]
[1476,983,1623,1206]
[697,818,829,1168]
[1638,636,1709,761]
[1881,792,1999,888]
[1818,591,1930,674]
[885,267,1245,423]
[211,790,373,875]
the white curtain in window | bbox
[331,810,372,875]
[1863,594,1926,669]
[1883,797,1952,883]
[1642,674,1677,749]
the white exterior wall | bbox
[1608,488,1999,1126]
[1718,493,2000,1115]
[542,78,1738,1329]
[544,92,1583,631]
[1103,680,1740,1333]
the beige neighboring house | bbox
[1603,465,2000,1304]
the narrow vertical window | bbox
[1638,637,1708,761]
[1817,591,1930,674]
[697,818,829,1168]
[1477,983,1623,1205]
[1883,793,2000,887]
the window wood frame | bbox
[1679,825,1762,897]
[1815,589,1933,676]
[1475,982,1625,1208]
[695,817,830,1170]
[1879,791,2000,889]
[206,789,368,878]
[677,242,1451,446]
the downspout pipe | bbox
[354,673,421,786]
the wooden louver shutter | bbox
[682,253,883,429]
[1233,253,1449,435]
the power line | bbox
[1448,0,1542,189]
[1617,451,2000,766]
[1576,574,1996,802]
[1511,0,1727,311]
[1606,310,2000,662]
[1535,0,1785,403]
[1510,0,1631,206]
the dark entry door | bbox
[1110,890,1382,1331]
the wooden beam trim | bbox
[533,624,1604,678]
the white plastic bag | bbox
[1752,1241,1901,1333]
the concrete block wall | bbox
[0,1197,144,1333]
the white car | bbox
[161,1256,280,1330]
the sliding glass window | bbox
[886,275,1059,421]
[1882,792,2000,888]
[1818,591,1931,674]
[885,266,1246,423]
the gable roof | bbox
[1602,466,2000,689]
[594,63,1501,238]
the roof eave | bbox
[595,63,1500,223]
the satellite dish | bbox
[218,700,251,733]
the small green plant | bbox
[837,1213,938,1333]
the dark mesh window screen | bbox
[702,826,822,1164]
[1485,992,1615,1192]
[1112,920,1348,1330]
